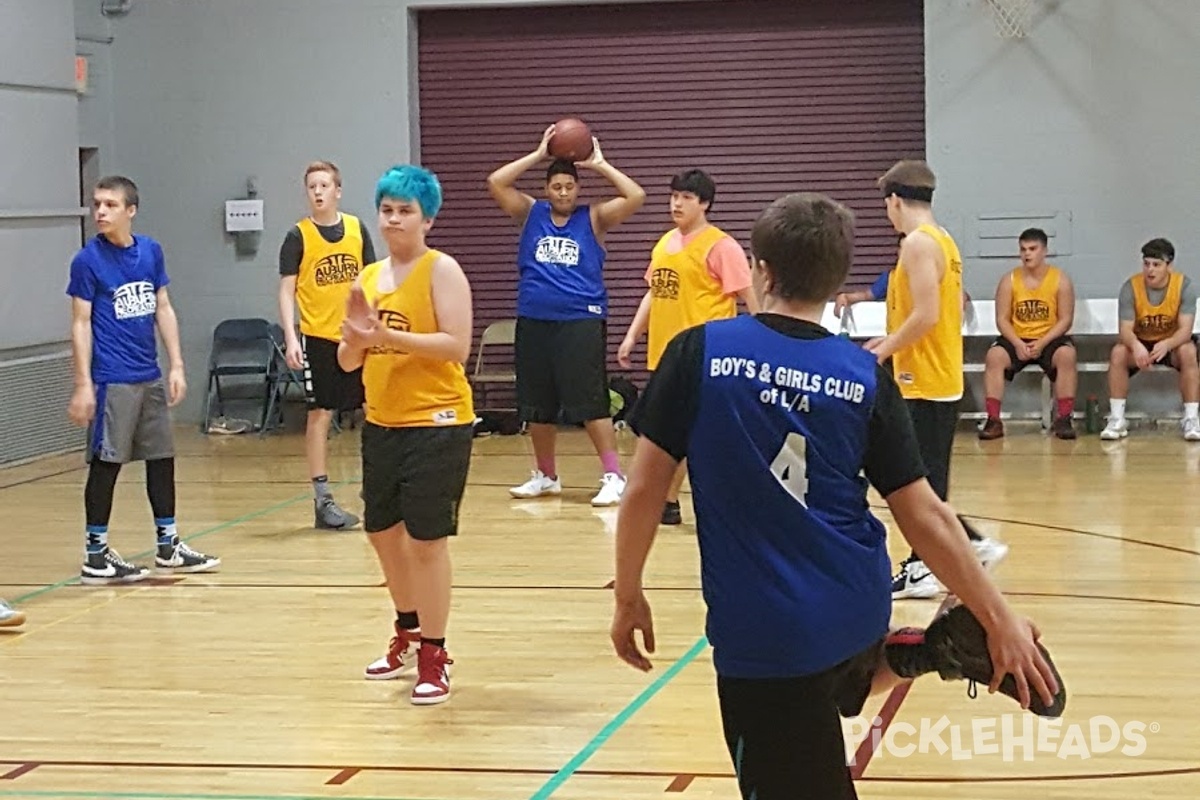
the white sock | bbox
[1110,399,1126,420]
[1185,402,1198,421]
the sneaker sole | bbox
[929,605,1067,718]
[411,691,451,705]
[155,558,221,574]
[364,663,416,681]
[892,585,940,600]
[509,488,561,499]
[0,613,26,628]
[1100,431,1128,440]
[315,518,360,530]
[80,572,150,586]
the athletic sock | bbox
[421,637,446,650]
[1110,399,1126,421]
[86,525,108,555]
[396,610,420,631]
[985,397,1001,419]
[155,517,177,547]
[1056,397,1074,419]
[535,456,557,481]
[313,475,331,502]
[599,451,622,477]
[884,628,938,678]
[1185,402,1199,421]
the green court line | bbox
[528,635,709,800]
[0,792,451,800]
[9,483,342,606]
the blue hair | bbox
[374,164,443,218]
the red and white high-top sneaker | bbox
[364,623,420,680]
[411,642,453,705]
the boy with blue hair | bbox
[338,165,474,705]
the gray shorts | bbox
[87,380,175,464]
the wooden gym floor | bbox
[2,423,1199,800]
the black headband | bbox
[882,182,934,203]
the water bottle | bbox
[1085,395,1101,434]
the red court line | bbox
[665,774,694,792]
[1,758,1196,785]
[325,767,360,785]
[0,763,40,780]
[851,595,956,779]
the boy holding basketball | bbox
[866,161,1007,599]
[278,160,376,531]
[338,165,473,705]
[611,192,1064,800]
[67,176,219,584]
[487,124,645,506]
[618,168,757,524]
[1101,238,1200,440]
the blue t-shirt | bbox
[67,234,169,385]
[870,270,890,300]
[516,201,607,321]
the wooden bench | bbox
[824,298,1198,427]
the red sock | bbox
[985,397,1001,419]
[1057,397,1074,419]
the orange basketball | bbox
[549,118,594,161]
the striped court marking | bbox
[528,636,710,799]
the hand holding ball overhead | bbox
[547,118,595,162]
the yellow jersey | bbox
[359,251,474,428]
[885,223,964,401]
[646,225,737,370]
[296,214,365,341]
[1010,266,1061,340]
[1131,271,1184,343]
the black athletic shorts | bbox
[1127,335,1200,376]
[361,423,473,538]
[990,335,1074,382]
[904,398,957,502]
[718,640,883,800]
[515,317,610,425]
[303,335,365,412]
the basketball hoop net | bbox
[985,0,1034,38]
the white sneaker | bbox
[891,557,940,599]
[591,472,626,507]
[509,470,562,499]
[0,599,25,628]
[972,537,1009,570]
[1100,418,1128,440]
[1182,417,1200,441]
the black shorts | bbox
[361,423,473,538]
[990,335,1074,382]
[1127,336,1200,376]
[515,317,610,425]
[303,335,365,412]
[905,398,957,502]
[718,641,883,800]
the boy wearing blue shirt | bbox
[67,176,219,584]
[612,193,1063,799]
[488,126,645,507]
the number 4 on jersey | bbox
[769,432,809,506]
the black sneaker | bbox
[156,538,221,573]
[81,548,150,585]
[661,501,682,526]
[925,605,1067,717]
[1052,414,1077,440]
[315,498,360,530]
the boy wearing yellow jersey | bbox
[867,161,1007,600]
[980,228,1078,440]
[1102,238,1200,441]
[279,161,376,530]
[618,170,758,524]
[337,165,474,705]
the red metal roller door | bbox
[417,0,924,390]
